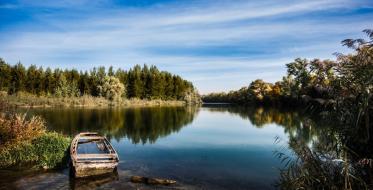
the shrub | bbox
[0,132,70,169]
[0,113,45,145]
[0,113,70,169]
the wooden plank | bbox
[78,136,104,140]
[76,160,118,163]
[77,154,117,159]
[79,132,99,135]
[102,140,113,154]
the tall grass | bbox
[0,91,186,108]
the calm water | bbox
[0,105,322,190]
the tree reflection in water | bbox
[27,105,372,189]
[29,106,199,144]
[204,104,372,189]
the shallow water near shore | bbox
[0,105,323,190]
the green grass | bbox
[0,132,70,169]
[0,112,71,169]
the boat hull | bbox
[74,162,118,178]
[70,132,119,178]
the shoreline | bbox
[0,93,188,109]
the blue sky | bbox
[0,0,372,94]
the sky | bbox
[0,0,372,94]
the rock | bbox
[130,175,176,185]
[130,176,144,183]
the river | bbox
[0,105,326,190]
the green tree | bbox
[34,66,44,95]
[164,73,175,99]
[26,65,37,94]
[9,62,26,94]
[54,73,79,97]
[127,65,144,98]
[108,66,114,76]
[286,58,311,94]
[78,71,90,95]
[0,58,11,91]
[43,68,55,95]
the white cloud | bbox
[0,0,371,93]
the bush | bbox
[0,113,70,169]
[0,132,70,169]
[0,113,45,145]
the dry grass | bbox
[0,113,45,146]
[0,91,185,108]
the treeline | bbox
[0,60,197,101]
[203,30,373,109]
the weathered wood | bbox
[70,132,119,178]
[76,160,117,163]
[77,154,117,159]
[78,136,105,140]
[130,176,177,185]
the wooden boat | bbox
[70,132,119,178]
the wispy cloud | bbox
[0,0,372,93]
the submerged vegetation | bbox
[0,112,70,169]
[0,62,201,106]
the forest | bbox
[0,61,197,101]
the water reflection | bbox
[7,105,338,190]
[28,106,199,144]
[27,105,330,146]
[205,105,331,145]
[69,171,119,190]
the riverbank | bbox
[0,113,70,169]
[0,91,187,108]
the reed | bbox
[0,91,185,108]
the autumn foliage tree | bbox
[98,76,125,101]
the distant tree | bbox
[164,73,175,99]
[115,69,127,85]
[249,79,273,101]
[0,59,197,101]
[286,58,311,94]
[108,66,114,76]
[78,71,90,95]
[309,59,336,88]
[26,65,37,94]
[142,65,151,98]
[127,65,144,98]
[54,73,79,97]
[97,76,125,101]
[150,65,161,99]
[0,58,11,91]
[35,66,44,95]
[43,67,55,95]
[9,62,26,94]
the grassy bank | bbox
[0,113,70,169]
[0,91,186,108]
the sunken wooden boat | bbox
[70,132,119,178]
